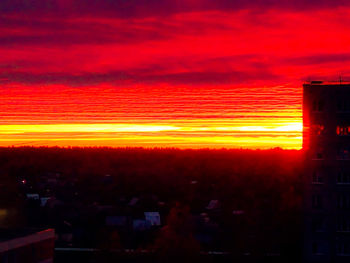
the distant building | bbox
[26,194,40,200]
[40,197,51,207]
[303,81,350,262]
[128,197,139,206]
[144,212,161,226]
[133,219,151,231]
[0,228,55,263]
[206,200,220,210]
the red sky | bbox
[1,0,350,148]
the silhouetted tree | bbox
[154,203,200,263]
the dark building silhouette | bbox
[0,229,55,263]
[303,81,350,262]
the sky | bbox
[1,0,350,149]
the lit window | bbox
[311,125,325,136]
[337,147,350,160]
[337,126,350,136]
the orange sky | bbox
[0,83,302,148]
[1,2,350,148]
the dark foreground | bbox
[0,147,303,262]
[54,248,291,263]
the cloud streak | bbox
[1,0,350,17]
[0,67,280,86]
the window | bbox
[337,126,350,136]
[312,217,325,232]
[313,100,324,112]
[337,242,350,256]
[312,195,323,209]
[337,147,350,160]
[337,217,350,232]
[311,125,325,136]
[312,171,324,184]
[313,148,324,160]
[337,171,350,184]
[312,242,318,254]
[337,194,350,210]
[312,241,327,255]
[316,153,323,159]
[337,99,350,112]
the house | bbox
[128,197,139,206]
[206,200,220,210]
[133,219,151,231]
[40,197,51,207]
[144,212,161,226]
[26,193,39,200]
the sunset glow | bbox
[0,121,302,148]
[1,1,349,148]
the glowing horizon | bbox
[0,83,302,149]
[0,120,302,149]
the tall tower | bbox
[303,81,350,262]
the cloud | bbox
[0,16,172,47]
[143,70,280,85]
[286,53,350,65]
[0,67,280,86]
[0,12,239,48]
[1,7,350,86]
[0,0,349,17]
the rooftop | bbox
[0,228,52,243]
[0,228,54,253]
[304,80,350,86]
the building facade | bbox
[0,229,55,263]
[303,81,350,262]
